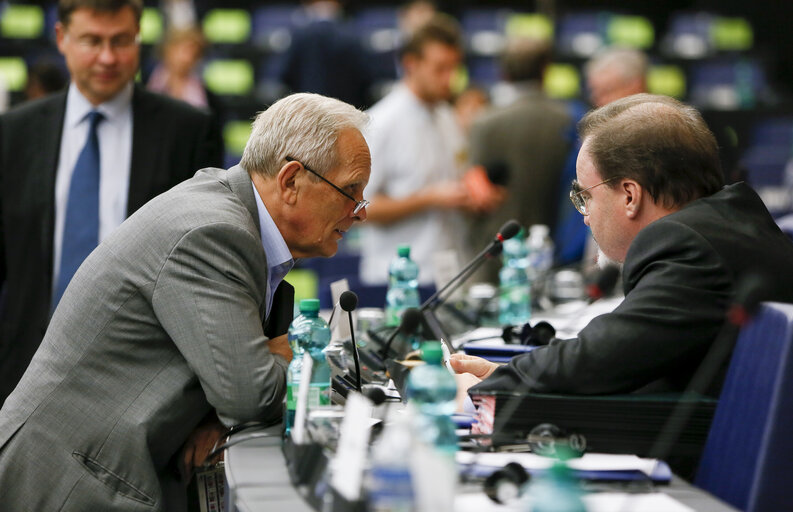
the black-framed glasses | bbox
[285,156,369,215]
[569,176,623,216]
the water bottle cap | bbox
[397,245,411,258]
[420,341,443,364]
[298,298,320,312]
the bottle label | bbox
[308,383,331,407]
[286,383,296,411]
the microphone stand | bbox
[421,242,503,312]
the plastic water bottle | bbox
[499,231,532,326]
[405,342,458,446]
[527,225,554,283]
[405,341,458,512]
[525,460,586,512]
[366,412,415,512]
[385,245,420,327]
[285,299,331,433]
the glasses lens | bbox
[353,200,369,215]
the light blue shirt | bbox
[53,82,133,289]
[250,176,294,317]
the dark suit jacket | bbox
[0,85,223,403]
[468,87,573,282]
[474,183,793,396]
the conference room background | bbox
[2,0,792,302]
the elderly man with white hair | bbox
[0,93,371,511]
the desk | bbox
[224,426,739,512]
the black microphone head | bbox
[399,308,423,335]
[362,384,387,406]
[485,161,510,186]
[588,264,621,300]
[498,220,522,241]
[339,290,359,312]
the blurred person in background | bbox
[554,46,649,268]
[453,84,489,136]
[468,37,573,283]
[360,14,502,285]
[147,26,210,110]
[0,0,222,404]
[277,0,373,109]
[146,25,224,137]
[25,58,68,101]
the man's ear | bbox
[55,22,66,54]
[622,179,643,219]
[276,161,302,206]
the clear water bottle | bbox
[405,341,458,512]
[285,301,310,434]
[527,225,554,282]
[525,460,586,512]
[405,341,458,453]
[499,231,532,326]
[366,412,415,512]
[385,245,420,327]
[286,299,331,431]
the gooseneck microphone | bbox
[379,307,423,361]
[339,290,362,393]
[421,219,522,312]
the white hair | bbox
[585,46,648,82]
[240,93,369,177]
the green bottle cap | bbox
[298,298,320,313]
[420,341,443,364]
[397,245,411,258]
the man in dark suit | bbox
[452,94,793,397]
[0,0,222,403]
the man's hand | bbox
[180,414,227,482]
[423,181,475,211]
[455,372,482,412]
[449,353,499,379]
[268,333,292,363]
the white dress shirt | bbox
[360,83,469,284]
[52,83,133,288]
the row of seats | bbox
[0,4,757,58]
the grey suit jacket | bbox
[0,166,289,511]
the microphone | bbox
[586,264,621,303]
[340,290,362,392]
[379,307,423,362]
[421,220,522,312]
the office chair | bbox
[695,302,793,511]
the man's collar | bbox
[250,178,293,272]
[65,81,133,127]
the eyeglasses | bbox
[285,156,369,215]
[66,33,141,56]
[569,176,623,216]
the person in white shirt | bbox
[360,14,501,285]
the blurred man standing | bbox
[360,14,498,285]
[468,38,573,282]
[0,0,222,403]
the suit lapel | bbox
[127,86,158,215]
[41,92,68,280]
[225,165,270,319]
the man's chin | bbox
[596,248,623,270]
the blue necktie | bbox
[52,110,104,309]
